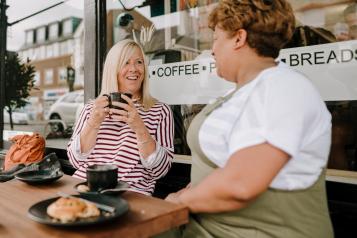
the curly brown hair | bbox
[208,0,295,58]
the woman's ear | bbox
[234,29,248,50]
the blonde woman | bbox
[159,0,333,237]
[67,39,174,195]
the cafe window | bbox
[44,69,54,85]
[62,19,72,36]
[49,23,59,40]
[46,45,53,58]
[104,0,357,169]
[25,30,34,45]
[36,26,46,43]
[4,0,84,151]
[58,67,67,84]
[34,72,40,86]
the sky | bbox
[6,0,147,51]
[6,0,84,50]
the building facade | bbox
[17,16,83,120]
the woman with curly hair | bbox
[158,0,334,237]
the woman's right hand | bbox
[88,95,110,127]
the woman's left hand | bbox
[165,186,191,204]
[109,94,145,133]
[165,192,182,204]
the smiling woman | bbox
[67,39,174,196]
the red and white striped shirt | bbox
[67,101,174,195]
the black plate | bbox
[74,181,129,195]
[28,194,129,226]
[15,170,63,185]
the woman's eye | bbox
[137,60,143,64]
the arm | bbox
[144,104,174,177]
[167,143,289,213]
[79,95,109,153]
[111,98,174,176]
[110,95,157,158]
[67,96,109,168]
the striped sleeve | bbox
[145,103,174,179]
[67,102,92,169]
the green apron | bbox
[157,88,334,238]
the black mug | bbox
[86,164,118,192]
[105,92,132,110]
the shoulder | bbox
[256,64,323,104]
[263,64,315,91]
[149,101,172,117]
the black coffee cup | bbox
[86,164,118,192]
[106,92,132,110]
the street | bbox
[3,121,70,149]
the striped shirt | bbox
[67,101,174,195]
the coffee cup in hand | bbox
[86,164,118,192]
[106,92,132,110]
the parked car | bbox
[3,108,30,125]
[47,90,84,131]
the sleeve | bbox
[142,104,174,178]
[67,103,93,169]
[228,76,311,158]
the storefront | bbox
[1,1,357,237]
[80,1,357,236]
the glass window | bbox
[60,41,68,55]
[49,23,59,40]
[5,0,84,151]
[63,19,72,36]
[34,72,40,86]
[45,69,53,85]
[46,45,53,58]
[61,93,77,103]
[58,67,67,84]
[281,0,357,171]
[105,0,357,171]
[36,26,46,43]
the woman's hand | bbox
[88,95,110,127]
[165,185,191,205]
[110,94,146,133]
[165,192,182,205]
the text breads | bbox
[47,197,100,223]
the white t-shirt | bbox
[199,63,332,190]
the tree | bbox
[4,52,36,130]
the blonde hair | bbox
[208,0,295,58]
[100,39,156,110]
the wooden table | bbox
[0,175,189,238]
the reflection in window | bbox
[34,72,40,86]
[63,20,72,36]
[36,27,46,43]
[58,67,67,84]
[49,23,59,40]
[103,0,357,171]
[45,69,53,85]
[5,0,84,150]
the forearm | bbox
[79,119,100,153]
[135,127,156,159]
[179,168,251,213]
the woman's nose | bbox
[128,63,137,71]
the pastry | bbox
[47,197,100,223]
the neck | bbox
[235,55,276,87]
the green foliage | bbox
[4,52,36,128]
